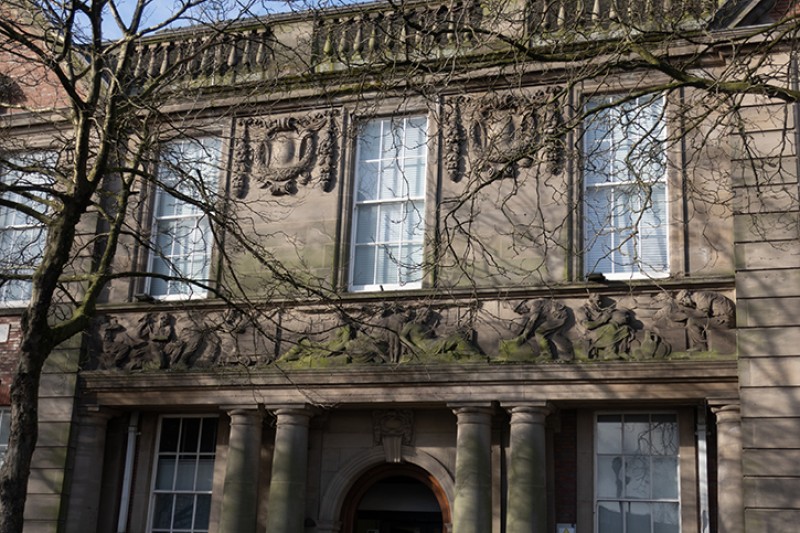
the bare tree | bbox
[0,0,798,531]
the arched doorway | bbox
[340,464,451,533]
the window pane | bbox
[152,493,174,529]
[624,455,651,499]
[597,415,622,454]
[357,161,379,201]
[652,457,679,499]
[352,246,376,286]
[175,457,197,491]
[196,457,215,492]
[160,418,181,452]
[172,494,195,529]
[358,120,382,161]
[405,202,425,241]
[355,205,378,244]
[627,502,653,533]
[155,457,177,490]
[379,204,403,242]
[598,501,623,533]
[597,456,623,498]
[653,502,680,533]
[181,418,200,452]
[0,412,9,447]
[399,245,424,285]
[376,245,400,286]
[194,494,212,531]
[651,415,678,455]
[623,415,651,454]
[199,418,217,453]
[402,158,426,198]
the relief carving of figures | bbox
[499,299,574,361]
[446,89,565,182]
[135,312,176,369]
[233,111,338,196]
[216,308,258,366]
[398,307,485,363]
[95,311,262,370]
[654,290,735,352]
[98,316,148,369]
[579,294,634,359]
[278,306,484,367]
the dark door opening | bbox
[341,464,451,533]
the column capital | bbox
[502,402,553,421]
[268,404,317,427]
[709,399,741,423]
[224,407,264,426]
[449,403,494,417]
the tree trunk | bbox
[0,348,45,533]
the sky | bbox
[100,0,370,39]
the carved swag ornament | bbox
[232,111,338,196]
[445,89,565,182]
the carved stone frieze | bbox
[278,305,485,367]
[92,310,270,370]
[445,89,565,182]
[653,289,736,353]
[90,289,735,372]
[577,294,636,360]
[498,299,573,361]
[232,111,339,197]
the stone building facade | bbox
[1,0,799,532]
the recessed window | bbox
[595,413,680,533]
[350,116,428,291]
[147,138,221,299]
[583,95,668,279]
[0,152,54,305]
[0,409,9,466]
[149,416,218,533]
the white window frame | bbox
[147,415,218,533]
[349,116,428,292]
[594,411,681,533]
[582,94,670,280]
[146,137,221,300]
[0,152,53,306]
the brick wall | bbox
[554,409,577,525]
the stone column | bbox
[65,407,115,533]
[266,406,314,533]
[711,402,743,533]
[451,405,494,533]
[220,408,263,533]
[505,404,551,533]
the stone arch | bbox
[316,446,454,533]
